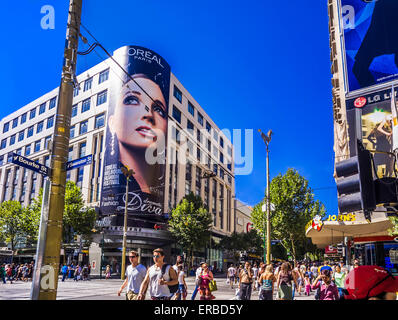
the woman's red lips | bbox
[136,126,157,138]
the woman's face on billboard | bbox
[109,77,167,150]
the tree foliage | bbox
[168,193,212,267]
[0,200,40,255]
[218,230,263,261]
[388,216,398,236]
[251,168,326,262]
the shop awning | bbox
[306,212,394,248]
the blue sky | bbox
[1,1,337,214]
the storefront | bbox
[306,211,398,274]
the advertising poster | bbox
[340,0,398,92]
[100,45,171,228]
[346,88,397,178]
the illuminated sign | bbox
[326,213,356,222]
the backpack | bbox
[161,264,179,294]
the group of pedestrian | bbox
[61,263,91,282]
[0,261,34,284]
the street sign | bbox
[11,153,50,176]
[66,154,92,171]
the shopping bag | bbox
[209,280,218,292]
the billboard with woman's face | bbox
[100,46,170,228]
[340,0,398,92]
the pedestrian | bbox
[137,248,179,300]
[191,262,204,300]
[227,264,236,289]
[332,265,346,299]
[175,264,187,300]
[343,265,398,300]
[238,261,253,300]
[258,264,276,300]
[118,250,147,300]
[197,262,214,300]
[292,263,303,297]
[339,260,348,275]
[74,265,81,281]
[318,260,333,274]
[310,262,318,280]
[82,265,88,280]
[5,264,13,284]
[105,265,111,279]
[276,262,298,300]
[252,264,259,291]
[61,264,68,282]
[304,272,311,296]
[1,264,6,284]
[311,269,339,300]
[87,263,91,280]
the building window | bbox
[44,136,52,150]
[79,120,88,135]
[172,127,180,144]
[49,97,57,109]
[0,155,3,166]
[1,139,7,150]
[30,108,36,120]
[39,103,46,115]
[72,104,78,117]
[213,164,218,175]
[25,144,31,156]
[3,122,9,133]
[207,139,211,152]
[197,129,202,143]
[188,101,195,116]
[34,140,41,153]
[95,113,105,129]
[173,85,182,103]
[79,142,86,158]
[70,125,75,138]
[18,131,24,142]
[44,155,50,167]
[7,153,13,163]
[37,121,44,134]
[220,137,224,148]
[220,168,224,179]
[21,113,27,124]
[227,146,232,156]
[16,148,22,155]
[213,130,218,142]
[82,98,91,113]
[47,116,54,129]
[187,120,194,131]
[84,77,93,91]
[198,113,203,126]
[68,147,73,162]
[99,69,109,84]
[10,134,16,146]
[197,148,201,162]
[27,126,34,137]
[12,118,18,129]
[220,152,224,164]
[206,121,211,133]
[77,167,84,188]
[172,106,181,123]
[73,86,79,97]
[97,90,107,106]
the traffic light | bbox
[336,140,376,221]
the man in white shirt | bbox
[227,264,236,289]
[118,250,147,300]
[190,262,205,300]
[252,264,259,291]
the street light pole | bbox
[120,166,134,280]
[258,129,272,265]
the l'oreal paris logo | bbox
[127,47,164,68]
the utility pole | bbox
[120,166,134,280]
[31,0,82,300]
[259,129,272,265]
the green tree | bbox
[0,201,40,262]
[218,230,263,262]
[388,216,398,236]
[168,193,212,268]
[251,168,326,263]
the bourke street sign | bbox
[11,153,50,176]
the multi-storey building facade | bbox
[0,45,235,272]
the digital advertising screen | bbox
[346,88,397,178]
[100,45,171,228]
[340,0,398,92]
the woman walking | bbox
[176,264,187,300]
[276,262,298,300]
[105,265,111,279]
[332,265,346,299]
[258,265,276,300]
[198,263,214,300]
